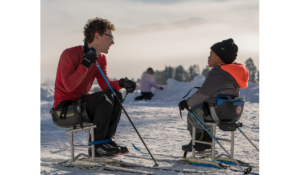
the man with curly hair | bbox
[53,17,136,157]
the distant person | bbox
[52,17,136,157]
[178,38,249,152]
[135,67,163,101]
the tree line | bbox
[137,58,258,85]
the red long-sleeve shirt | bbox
[53,45,121,109]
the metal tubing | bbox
[74,153,90,161]
[216,138,231,142]
[187,109,244,172]
[194,140,212,145]
[71,145,91,148]
[230,131,234,157]
[192,127,196,158]
[70,132,74,162]
[87,130,90,144]
[95,62,158,166]
[66,125,97,134]
[212,124,216,162]
[238,127,259,151]
[91,127,95,162]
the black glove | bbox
[81,47,99,68]
[118,78,137,93]
[178,100,189,111]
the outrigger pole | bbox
[237,122,259,152]
[95,61,159,167]
[187,108,252,174]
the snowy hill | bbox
[40,76,259,175]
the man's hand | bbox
[178,100,189,111]
[118,78,137,93]
[81,47,99,68]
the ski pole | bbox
[237,123,259,152]
[95,62,159,167]
[187,108,251,174]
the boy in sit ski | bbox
[178,38,249,152]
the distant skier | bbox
[178,38,249,152]
[52,17,136,157]
[135,67,164,101]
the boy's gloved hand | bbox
[159,87,164,90]
[118,78,137,93]
[178,100,189,111]
[81,47,99,68]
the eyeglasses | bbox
[104,34,114,42]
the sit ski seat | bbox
[203,94,245,131]
[49,104,109,165]
[185,94,245,167]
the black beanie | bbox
[210,38,238,64]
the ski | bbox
[124,154,258,175]
[56,154,258,175]
[98,158,209,174]
[132,143,254,168]
[57,159,153,174]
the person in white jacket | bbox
[135,67,163,101]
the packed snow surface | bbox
[41,76,259,174]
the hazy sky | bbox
[41,0,259,84]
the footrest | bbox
[89,138,112,145]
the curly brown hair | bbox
[83,17,115,43]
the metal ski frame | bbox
[187,108,251,174]
[95,62,158,166]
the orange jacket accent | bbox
[218,62,249,89]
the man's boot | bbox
[110,139,129,154]
[88,143,121,157]
[182,132,206,152]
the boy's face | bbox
[208,50,223,68]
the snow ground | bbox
[40,76,259,174]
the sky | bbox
[41,0,259,84]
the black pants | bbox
[135,92,154,101]
[56,90,123,141]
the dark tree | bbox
[174,65,186,82]
[188,64,200,81]
[245,58,257,83]
[164,66,174,80]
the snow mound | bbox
[41,86,54,102]
[123,75,259,103]
[240,82,259,103]
[123,75,206,104]
[40,75,259,104]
